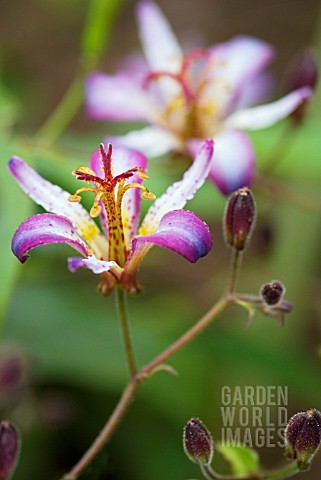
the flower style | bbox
[86,0,312,195]
[8,141,213,294]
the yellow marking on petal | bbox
[80,222,100,243]
[138,224,153,236]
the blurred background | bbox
[1,0,321,479]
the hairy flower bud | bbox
[260,281,285,306]
[0,421,20,480]
[183,418,213,465]
[285,409,321,470]
[224,187,256,251]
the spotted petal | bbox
[8,156,107,258]
[68,255,121,276]
[140,139,214,234]
[224,86,313,130]
[122,209,212,292]
[86,72,154,122]
[12,213,89,263]
[209,130,255,195]
[136,0,183,101]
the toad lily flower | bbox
[9,141,213,294]
[86,0,312,195]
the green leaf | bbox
[217,443,261,476]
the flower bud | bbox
[183,418,213,465]
[285,409,321,470]
[0,421,20,480]
[224,187,256,251]
[260,281,285,306]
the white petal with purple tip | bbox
[12,213,89,263]
[122,209,212,292]
[208,130,255,195]
[141,139,214,234]
[8,156,107,258]
[106,126,181,157]
[86,73,154,122]
[136,1,183,101]
[68,255,122,276]
[134,209,212,262]
[224,86,313,130]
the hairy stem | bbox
[115,286,137,378]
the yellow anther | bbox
[90,203,102,218]
[141,190,156,201]
[136,170,149,180]
[68,194,81,202]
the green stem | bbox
[115,286,136,378]
[137,295,229,380]
[35,74,84,146]
[264,463,299,480]
[35,0,123,146]
[62,295,230,479]
[225,249,243,295]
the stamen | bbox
[141,189,156,200]
[68,194,82,202]
[136,170,149,180]
[90,203,102,218]
[72,166,96,177]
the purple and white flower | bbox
[9,141,214,294]
[86,0,312,195]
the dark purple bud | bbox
[224,187,256,251]
[260,281,285,306]
[0,421,20,480]
[285,50,318,124]
[183,418,213,465]
[285,409,321,470]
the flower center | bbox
[145,49,232,142]
[68,143,155,266]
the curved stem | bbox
[35,74,84,146]
[115,286,136,378]
[137,295,229,380]
[63,379,139,480]
[62,294,230,479]
[263,463,299,480]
